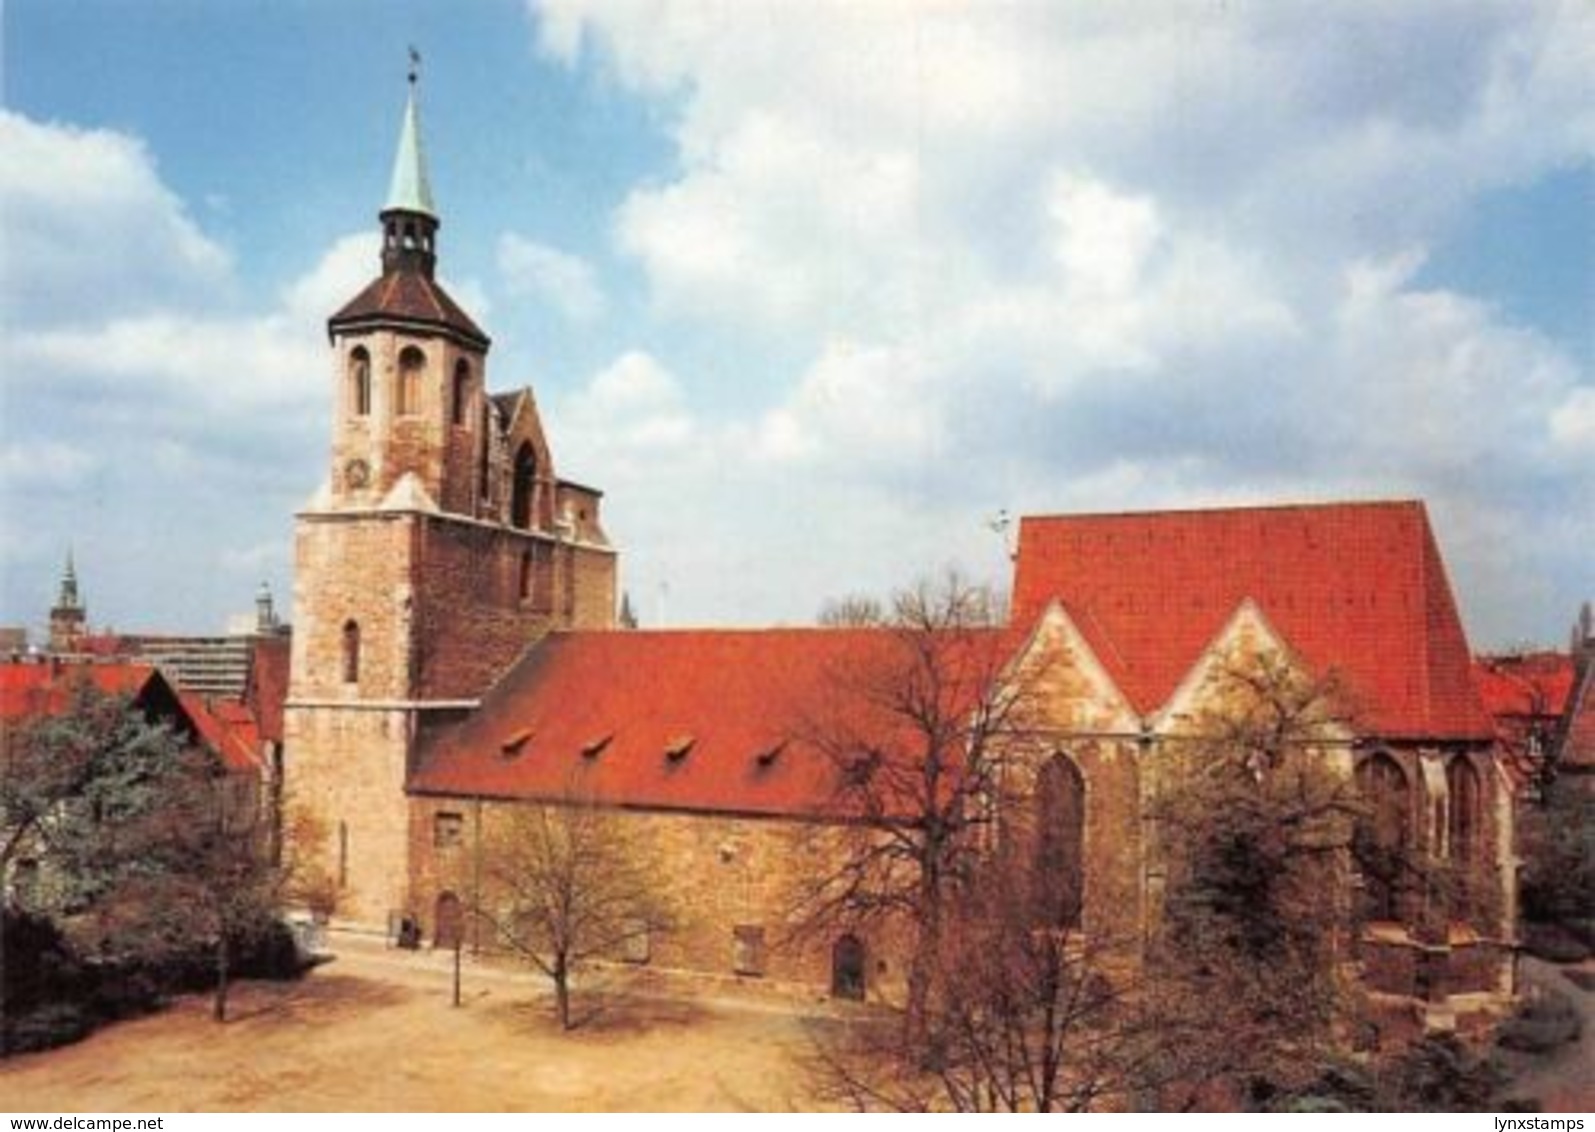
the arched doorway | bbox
[831,933,866,1001]
[434,891,464,950]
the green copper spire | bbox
[384,52,436,219]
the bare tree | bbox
[796,571,1042,1046]
[817,594,886,627]
[472,795,671,1029]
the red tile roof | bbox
[329,270,489,348]
[1010,500,1493,740]
[177,692,262,775]
[0,661,155,719]
[1473,653,1575,722]
[412,628,1001,817]
[0,661,259,776]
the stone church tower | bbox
[285,68,618,928]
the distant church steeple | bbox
[380,50,439,278]
[48,549,86,653]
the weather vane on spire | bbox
[408,46,422,86]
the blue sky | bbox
[1,0,1590,649]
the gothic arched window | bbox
[1447,757,1482,863]
[1355,753,1410,923]
[1033,753,1086,928]
[452,359,471,426]
[397,346,425,417]
[341,619,360,685]
[349,347,371,417]
[511,442,537,530]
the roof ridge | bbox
[1019,498,1423,524]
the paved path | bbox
[1500,957,1595,1112]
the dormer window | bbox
[754,741,785,769]
[581,734,613,759]
[665,736,694,763]
[501,729,532,757]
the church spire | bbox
[56,548,81,612]
[379,49,440,277]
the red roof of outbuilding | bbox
[412,628,1001,817]
[1010,501,1492,740]
[0,661,258,776]
[1473,653,1575,722]
[1559,659,1595,771]
[177,693,262,775]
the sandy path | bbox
[0,942,824,1112]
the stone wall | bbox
[407,795,910,1002]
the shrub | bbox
[1497,991,1582,1054]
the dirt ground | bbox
[0,941,829,1112]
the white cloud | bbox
[0,440,101,490]
[0,111,233,327]
[498,233,606,322]
[528,0,1593,642]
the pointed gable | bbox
[1010,501,1492,740]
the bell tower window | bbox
[397,346,424,417]
[452,359,471,426]
[350,347,371,417]
[342,619,361,685]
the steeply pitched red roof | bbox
[329,270,489,349]
[412,628,1000,818]
[1011,500,1492,740]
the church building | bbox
[286,75,1516,1037]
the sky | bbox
[1,0,1590,650]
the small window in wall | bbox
[452,359,471,426]
[341,620,360,684]
[622,920,651,964]
[337,821,349,889]
[733,924,766,976]
[397,346,425,416]
[434,811,464,849]
[519,551,533,602]
[349,347,371,416]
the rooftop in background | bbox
[1010,500,1493,741]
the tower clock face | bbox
[345,458,370,489]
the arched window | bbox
[1033,754,1086,928]
[1355,753,1410,923]
[397,346,424,417]
[349,347,371,417]
[341,620,360,684]
[1447,757,1482,863]
[511,442,537,530]
[451,359,471,426]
